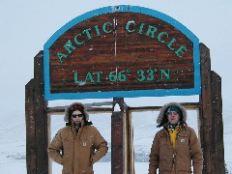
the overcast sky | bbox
[0,0,231,115]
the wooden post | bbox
[126,110,135,174]
[210,71,225,173]
[34,51,49,174]
[111,97,127,174]
[199,43,225,173]
[25,79,36,174]
[199,43,213,174]
[25,51,49,174]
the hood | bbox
[156,102,187,127]
[64,102,89,123]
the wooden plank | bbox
[25,79,36,174]
[47,102,199,115]
[34,51,49,174]
[210,71,225,173]
[48,12,195,94]
[47,106,113,115]
[199,43,213,174]
[128,102,200,112]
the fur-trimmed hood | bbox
[157,102,187,127]
[64,102,89,123]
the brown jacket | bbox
[48,125,108,174]
[148,102,203,174]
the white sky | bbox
[1,0,232,171]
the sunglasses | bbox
[71,114,84,118]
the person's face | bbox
[167,111,180,124]
[71,110,84,125]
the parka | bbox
[148,102,203,174]
[48,103,108,174]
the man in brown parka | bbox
[48,103,108,174]
[148,102,203,174]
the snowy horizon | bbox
[1,0,232,173]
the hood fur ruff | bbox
[64,102,89,123]
[157,102,187,126]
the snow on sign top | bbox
[43,5,201,100]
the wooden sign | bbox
[44,5,201,100]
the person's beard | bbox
[73,122,81,130]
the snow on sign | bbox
[44,5,201,100]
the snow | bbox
[52,162,149,174]
[1,0,232,173]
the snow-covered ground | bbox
[52,162,148,174]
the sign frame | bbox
[44,5,201,100]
